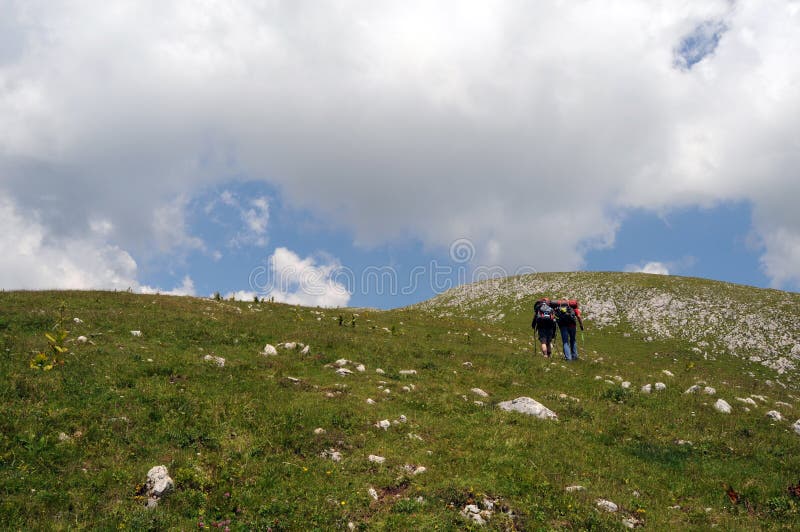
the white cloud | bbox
[625,261,671,276]
[260,247,351,308]
[1,1,800,288]
[139,275,196,296]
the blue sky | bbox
[1,1,799,307]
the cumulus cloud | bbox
[252,247,351,307]
[1,1,800,288]
[139,275,196,296]
[625,261,671,276]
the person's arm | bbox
[577,313,584,330]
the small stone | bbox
[474,401,485,406]
[321,449,342,462]
[471,388,489,398]
[261,344,277,356]
[145,465,174,502]
[703,386,716,395]
[314,428,326,435]
[355,364,366,372]
[366,398,376,405]
[767,410,783,421]
[793,419,800,436]
[497,397,557,420]
[655,382,666,391]
[641,384,652,394]
[383,388,391,394]
[73,317,84,324]
[596,499,618,512]
[684,385,701,394]
[375,368,385,374]
[376,419,391,430]
[368,455,385,464]
[622,516,642,529]
[621,381,631,389]
[402,386,411,392]
[399,415,407,423]
[368,487,379,500]
[565,485,586,492]
[736,397,757,406]
[347,522,355,531]
[130,330,142,337]
[300,345,310,354]
[203,354,225,367]
[283,342,297,350]
[413,466,427,475]
[58,432,71,442]
[334,359,350,367]
[662,370,674,377]
[714,399,732,414]
[335,368,353,376]
[399,369,417,376]
[462,361,473,368]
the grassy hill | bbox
[1,273,799,530]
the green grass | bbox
[1,276,799,530]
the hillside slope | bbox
[416,272,800,378]
[1,276,800,530]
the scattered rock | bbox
[641,384,652,394]
[793,419,800,436]
[368,487,379,500]
[776,401,792,408]
[621,381,631,389]
[300,345,310,355]
[335,368,353,376]
[662,370,674,377]
[703,386,716,395]
[766,410,783,421]
[203,354,225,367]
[261,344,277,356]
[462,361,473,368]
[283,342,297,350]
[676,439,693,446]
[366,398,376,405]
[622,516,643,528]
[399,415,407,423]
[76,336,88,343]
[368,455,386,464]
[471,388,489,398]
[355,364,366,372]
[376,419,391,430]
[321,449,342,462]
[334,359,350,367]
[684,385,701,394]
[130,330,142,337]
[461,504,487,525]
[58,432,71,442]
[596,499,618,512]
[497,397,557,420]
[565,485,586,492]
[73,317,84,324]
[314,428,326,435]
[399,369,417,376]
[655,382,666,391]
[375,368,385,374]
[412,466,426,475]
[142,465,173,508]
[714,399,732,414]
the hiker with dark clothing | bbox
[532,298,557,358]
[554,299,584,361]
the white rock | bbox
[596,499,618,512]
[662,370,674,377]
[368,455,385,464]
[684,385,701,394]
[655,382,666,391]
[375,368,385,374]
[793,419,800,436]
[751,394,768,403]
[314,428,326,435]
[399,369,417,376]
[383,388,391,394]
[334,359,350,367]
[622,516,642,529]
[714,399,732,414]
[58,432,71,442]
[497,397,557,420]
[321,449,342,462]
[399,415,407,423]
[335,368,353,376]
[146,465,174,498]
[366,398,376,405]
[621,381,631,389]
[402,386,411,392]
[73,317,84,324]
[376,419,391,430]
[776,401,792,408]
[471,388,490,398]
[130,330,142,337]
[766,410,783,421]
[736,397,757,406]
[355,364,366,372]
[203,354,225,367]
[462,361,473,368]
[348,522,355,531]
[262,344,278,356]
[703,386,716,395]
[641,384,652,394]
[283,342,297,350]
[474,401,485,406]
[413,466,427,475]
[565,485,586,492]
[77,336,88,343]
[368,488,379,500]
[300,345,310,355]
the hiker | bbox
[532,298,557,358]
[554,299,584,361]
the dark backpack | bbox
[555,302,577,326]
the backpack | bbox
[555,301,577,326]
[534,302,555,327]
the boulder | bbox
[497,397,557,420]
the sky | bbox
[1,0,799,309]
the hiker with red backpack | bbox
[554,299,584,361]
[531,298,557,358]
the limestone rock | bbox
[497,397,557,420]
[399,369,417,376]
[368,487,379,500]
[793,419,800,436]
[766,410,783,421]
[300,345,310,355]
[596,499,618,512]
[130,330,142,337]
[368,455,385,464]
[261,344,278,356]
[684,385,701,394]
[703,386,716,395]
[655,382,666,391]
[641,384,652,393]
[203,354,225,367]
[714,399,732,414]
[376,419,391,430]
[565,485,586,492]
[471,388,489,398]
[142,465,173,508]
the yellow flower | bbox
[302,467,308,472]
[341,501,347,506]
